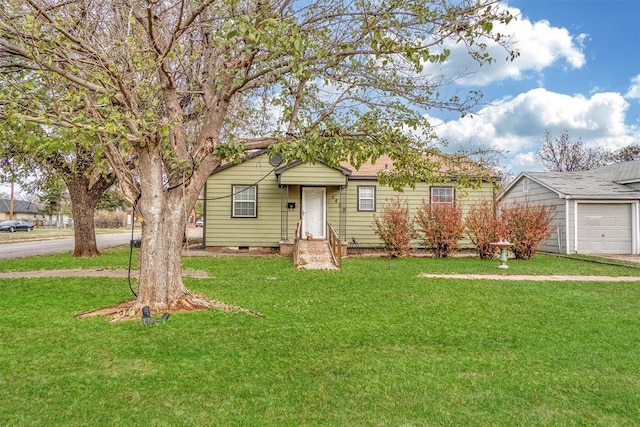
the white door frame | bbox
[301,187,326,239]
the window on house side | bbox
[430,187,454,206]
[358,186,376,211]
[232,185,257,218]
[523,178,529,193]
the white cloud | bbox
[426,4,586,86]
[512,152,537,170]
[626,74,640,100]
[430,88,640,173]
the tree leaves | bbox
[0,0,517,199]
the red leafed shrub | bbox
[415,202,464,258]
[372,197,413,257]
[500,201,555,260]
[464,200,504,259]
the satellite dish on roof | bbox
[269,153,284,167]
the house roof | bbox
[211,149,270,174]
[341,155,394,177]
[0,199,40,214]
[502,159,640,200]
[591,159,640,184]
[212,149,497,181]
[341,153,497,179]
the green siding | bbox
[205,153,496,249]
[205,155,283,247]
[279,163,347,186]
[284,185,300,241]
[326,187,343,234]
[345,181,496,248]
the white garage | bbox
[498,160,640,255]
[577,203,632,254]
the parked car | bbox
[195,218,203,227]
[0,219,34,232]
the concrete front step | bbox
[297,239,338,270]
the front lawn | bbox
[0,251,638,425]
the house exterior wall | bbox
[205,153,497,250]
[283,185,300,241]
[344,179,495,248]
[0,212,44,222]
[283,184,343,241]
[1,213,29,221]
[279,163,346,186]
[278,163,346,241]
[205,157,348,248]
[204,155,283,248]
[0,199,42,223]
[499,176,567,253]
[326,186,343,236]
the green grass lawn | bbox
[0,250,639,425]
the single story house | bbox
[0,198,41,222]
[203,150,498,253]
[498,160,640,255]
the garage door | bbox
[577,203,632,254]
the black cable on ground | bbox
[127,194,142,297]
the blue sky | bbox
[428,0,640,175]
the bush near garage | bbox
[465,200,505,259]
[500,201,555,260]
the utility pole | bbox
[9,181,14,219]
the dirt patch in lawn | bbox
[75,295,265,322]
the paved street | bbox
[0,228,202,259]
[0,232,131,259]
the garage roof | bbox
[504,159,640,200]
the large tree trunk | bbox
[131,147,212,313]
[67,175,113,257]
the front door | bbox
[302,187,326,239]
